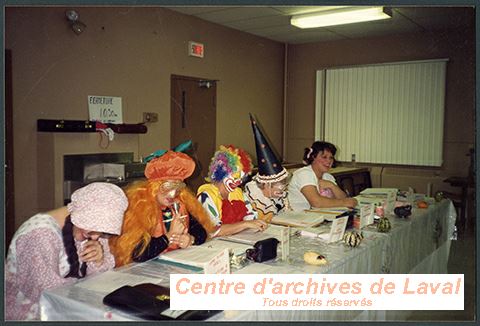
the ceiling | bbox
[164,5,474,44]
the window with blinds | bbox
[316,59,447,166]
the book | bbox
[157,240,238,274]
[219,224,290,261]
[218,224,285,245]
[304,207,351,221]
[271,211,325,227]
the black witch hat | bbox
[249,113,288,183]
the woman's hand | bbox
[343,197,358,208]
[319,179,350,199]
[244,219,268,232]
[169,233,194,249]
[79,239,104,265]
[318,179,336,190]
[167,213,187,238]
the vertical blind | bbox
[321,59,447,166]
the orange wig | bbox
[109,180,216,267]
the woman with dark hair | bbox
[5,182,128,320]
[288,141,357,211]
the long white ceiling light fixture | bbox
[291,6,392,29]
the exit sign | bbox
[188,41,204,58]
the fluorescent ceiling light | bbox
[291,6,392,29]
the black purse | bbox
[103,283,220,320]
[246,237,279,263]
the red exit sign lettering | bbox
[188,41,204,58]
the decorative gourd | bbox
[434,191,444,203]
[304,251,328,266]
[377,217,392,233]
[343,231,363,248]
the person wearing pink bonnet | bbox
[5,182,128,321]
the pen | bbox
[163,215,187,223]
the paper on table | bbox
[360,203,375,228]
[271,211,325,227]
[237,263,277,274]
[74,270,161,294]
[160,246,220,268]
[298,224,330,238]
[159,239,252,268]
[210,239,253,256]
[304,207,350,221]
[203,248,230,274]
[306,206,350,213]
[317,216,348,243]
[219,224,285,245]
[237,262,300,274]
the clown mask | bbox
[223,171,244,193]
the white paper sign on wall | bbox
[88,95,123,124]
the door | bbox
[171,75,216,192]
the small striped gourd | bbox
[343,231,363,248]
[377,217,392,233]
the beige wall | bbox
[286,28,475,193]
[6,7,285,228]
[6,7,475,230]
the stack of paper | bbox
[355,194,385,207]
[359,188,398,214]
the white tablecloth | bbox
[40,199,456,321]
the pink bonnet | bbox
[67,182,128,235]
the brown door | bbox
[6,49,15,254]
[171,75,216,192]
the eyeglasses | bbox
[158,181,186,198]
[270,183,287,192]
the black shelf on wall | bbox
[37,119,148,134]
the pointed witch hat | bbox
[249,113,288,183]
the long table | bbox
[40,199,456,321]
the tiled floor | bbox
[407,221,476,321]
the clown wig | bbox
[109,180,216,267]
[206,145,253,183]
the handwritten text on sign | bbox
[170,274,464,311]
[88,95,123,124]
